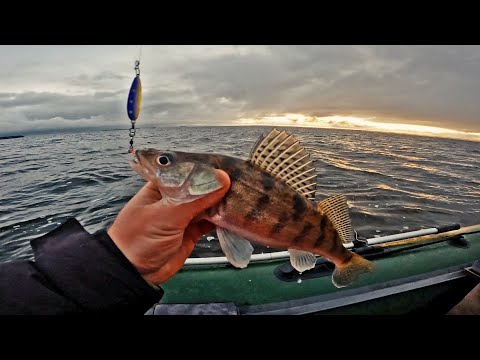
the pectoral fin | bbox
[216,227,254,268]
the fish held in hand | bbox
[131,128,374,288]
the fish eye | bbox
[156,155,171,166]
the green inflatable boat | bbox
[152,224,480,315]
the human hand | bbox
[107,169,230,286]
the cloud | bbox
[0,45,479,136]
[0,91,125,134]
[68,71,129,89]
[181,45,480,130]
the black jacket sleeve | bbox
[0,218,163,315]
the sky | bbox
[1,45,479,141]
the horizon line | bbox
[4,123,480,144]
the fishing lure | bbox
[127,59,142,153]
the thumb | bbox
[173,169,231,225]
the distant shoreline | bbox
[3,125,480,144]
[0,135,24,140]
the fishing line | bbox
[126,45,143,154]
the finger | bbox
[151,236,199,284]
[177,227,206,263]
[144,181,162,193]
[141,181,163,199]
[173,170,230,225]
[128,181,163,206]
[146,221,216,284]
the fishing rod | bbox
[376,224,479,248]
[346,223,461,248]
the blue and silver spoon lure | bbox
[127,60,142,154]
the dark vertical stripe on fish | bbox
[322,223,334,250]
[257,194,270,207]
[292,222,313,245]
[314,234,325,248]
[261,177,275,191]
[328,231,340,253]
[270,212,289,236]
[292,194,306,221]
[319,215,327,232]
[228,167,242,182]
[245,194,270,221]
[314,216,328,247]
[222,183,237,208]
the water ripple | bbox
[1,126,479,261]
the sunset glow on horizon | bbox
[232,114,480,142]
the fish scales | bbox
[195,153,350,264]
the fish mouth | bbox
[132,151,142,164]
[130,151,145,174]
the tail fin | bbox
[317,194,375,287]
[332,252,375,288]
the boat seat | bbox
[145,302,239,315]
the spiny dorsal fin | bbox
[317,195,354,244]
[249,128,316,201]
